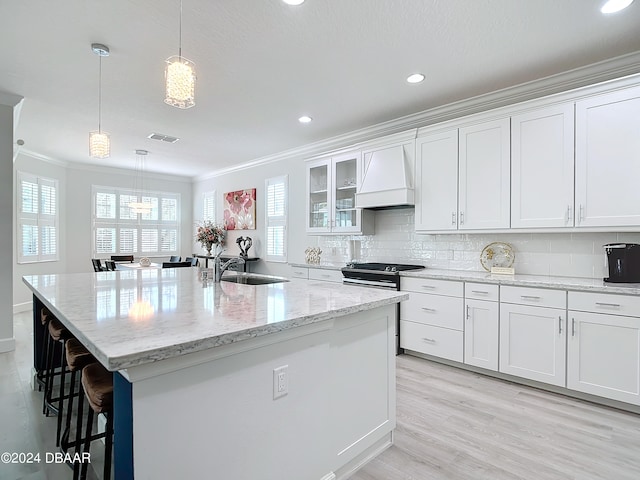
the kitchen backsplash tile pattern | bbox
[315,208,640,279]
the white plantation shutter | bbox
[92,185,180,258]
[203,191,215,222]
[265,175,287,262]
[17,172,59,263]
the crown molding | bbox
[0,91,23,108]
[17,149,191,183]
[196,50,640,182]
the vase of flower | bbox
[196,221,226,257]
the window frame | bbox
[203,190,216,222]
[17,171,59,264]
[265,175,288,263]
[91,185,181,258]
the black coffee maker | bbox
[604,243,640,283]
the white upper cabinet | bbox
[306,151,373,234]
[458,118,511,230]
[575,85,640,227]
[415,130,459,231]
[511,103,575,228]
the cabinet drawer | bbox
[402,293,463,330]
[465,282,499,301]
[500,286,566,309]
[289,267,309,279]
[308,268,343,283]
[400,320,463,362]
[568,291,640,317]
[402,277,463,297]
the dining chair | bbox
[111,255,134,263]
[185,257,198,266]
[91,259,106,272]
[162,261,192,268]
[169,255,181,262]
[104,260,117,271]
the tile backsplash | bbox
[315,208,640,279]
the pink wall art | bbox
[223,188,256,230]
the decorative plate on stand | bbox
[480,242,515,272]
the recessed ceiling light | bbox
[601,0,634,13]
[283,0,305,5]
[298,115,313,124]
[406,73,425,84]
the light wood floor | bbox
[351,354,640,480]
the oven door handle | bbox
[343,278,398,289]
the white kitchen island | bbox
[23,268,408,480]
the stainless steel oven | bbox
[342,263,425,353]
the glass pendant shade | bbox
[164,56,196,109]
[89,131,110,158]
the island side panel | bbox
[128,304,397,480]
[114,372,134,480]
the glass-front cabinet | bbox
[306,151,372,234]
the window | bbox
[203,190,216,222]
[92,186,180,258]
[265,175,287,262]
[17,172,59,263]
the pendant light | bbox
[89,43,111,158]
[164,0,196,109]
[129,150,153,214]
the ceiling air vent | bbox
[147,133,180,143]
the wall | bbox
[1,94,21,352]
[193,156,307,278]
[13,154,193,308]
[317,208,640,279]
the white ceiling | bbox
[2,0,640,179]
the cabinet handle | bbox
[571,318,576,337]
[595,302,621,308]
[471,290,489,295]
[566,205,572,223]
[421,285,436,290]
[422,337,436,343]
[558,316,562,334]
[452,212,456,225]
[321,274,331,278]
[579,204,584,222]
[520,295,541,300]
[460,212,464,225]
[466,305,470,320]
[421,307,436,313]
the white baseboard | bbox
[13,302,32,314]
[0,337,16,353]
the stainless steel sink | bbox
[221,273,289,285]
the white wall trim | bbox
[196,50,640,181]
[0,91,23,107]
[13,302,32,314]
[0,337,16,353]
[18,149,192,183]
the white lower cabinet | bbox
[499,299,566,387]
[464,291,499,371]
[400,279,464,362]
[567,292,640,405]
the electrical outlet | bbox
[273,365,288,399]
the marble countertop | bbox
[289,263,640,295]
[23,269,407,371]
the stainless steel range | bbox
[342,262,425,353]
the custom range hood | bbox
[355,143,415,209]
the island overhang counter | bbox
[23,268,408,480]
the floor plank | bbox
[351,354,640,480]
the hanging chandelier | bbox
[89,43,111,158]
[129,149,153,214]
[165,0,196,109]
